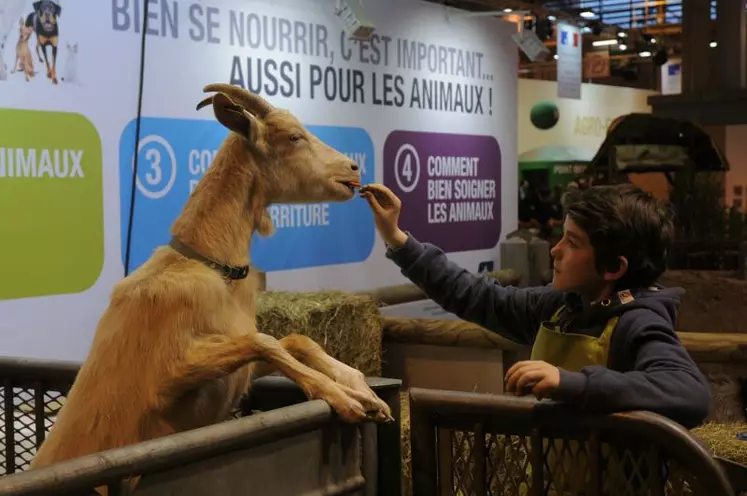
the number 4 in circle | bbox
[394,143,420,194]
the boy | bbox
[360,182,710,429]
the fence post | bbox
[409,392,438,496]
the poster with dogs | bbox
[0,0,518,361]
[0,0,77,85]
[0,0,149,360]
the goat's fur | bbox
[31,84,393,482]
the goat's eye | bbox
[289,133,302,143]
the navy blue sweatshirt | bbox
[387,234,711,429]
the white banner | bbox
[556,21,582,99]
[0,0,518,361]
[661,58,682,95]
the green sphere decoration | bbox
[530,101,560,130]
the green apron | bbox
[530,305,619,371]
[528,303,621,493]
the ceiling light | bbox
[580,10,595,18]
[592,39,618,47]
[710,41,718,48]
[618,43,627,50]
[638,50,652,57]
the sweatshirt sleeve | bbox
[550,313,711,429]
[385,233,565,346]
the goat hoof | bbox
[366,409,395,423]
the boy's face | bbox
[550,216,605,294]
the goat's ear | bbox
[211,93,263,145]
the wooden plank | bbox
[677,332,747,362]
[382,317,525,352]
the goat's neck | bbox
[170,135,264,267]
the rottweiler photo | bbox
[24,0,61,85]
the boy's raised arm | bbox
[386,233,564,346]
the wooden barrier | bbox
[380,317,527,396]
[358,270,521,308]
[380,314,747,410]
[678,332,747,362]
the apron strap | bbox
[599,316,621,343]
[550,305,566,323]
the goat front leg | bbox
[163,333,371,423]
[253,334,393,422]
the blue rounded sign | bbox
[119,117,375,273]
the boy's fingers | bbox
[505,362,544,392]
[362,183,398,205]
[515,370,544,393]
[532,379,554,400]
[361,191,386,216]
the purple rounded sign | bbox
[383,130,502,253]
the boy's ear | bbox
[603,256,628,282]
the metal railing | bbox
[0,358,79,475]
[0,357,402,495]
[408,387,735,496]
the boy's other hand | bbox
[504,360,560,400]
[360,183,408,248]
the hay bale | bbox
[400,392,412,496]
[256,290,383,377]
[692,422,747,465]
[485,268,522,287]
[698,363,747,423]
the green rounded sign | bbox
[0,108,104,300]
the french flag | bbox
[560,30,579,47]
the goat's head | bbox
[197,83,361,204]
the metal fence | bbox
[408,387,736,496]
[0,357,402,495]
[0,358,79,475]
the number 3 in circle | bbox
[134,134,177,200]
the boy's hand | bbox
[504,360,560,400]
[359,184,408,248]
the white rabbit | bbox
[0,34,7,81]
[61,42,77,84]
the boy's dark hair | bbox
[563,182,674,289]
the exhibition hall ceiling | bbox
[425,0,699,88]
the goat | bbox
[30,84,393,482]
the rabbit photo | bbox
[0,35,8,81]
[61,42,77,84]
